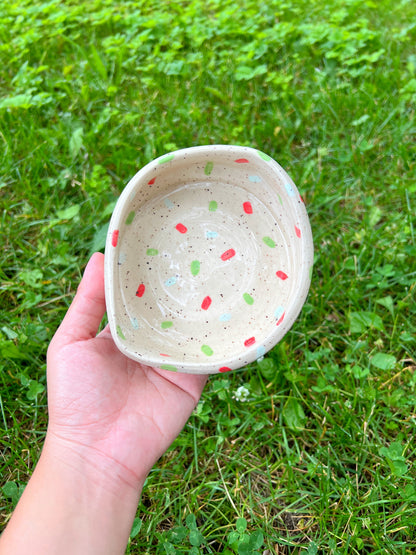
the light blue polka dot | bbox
[285,182,295,196]
[275,306,284,320]
[206,230,219,239]
[219,313,232,322]
[249,175,262,183]
[164,198,175,209]
[130,317,139,330]
[165,277,177,287]
[256,345,266,359]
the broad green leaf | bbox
[379,441,405,461]
[349,311,384,334]
[236,517,247,534]
[389,460,408,477]
[306,542,319,555]
[168,525,188,543]
[227,531,240,545]
[283,398,306,431]
[371,353,396,370]
[312,376,335,393]
[368,206,383,227]
[376,296,394,316]
[26,380,45,400]
[20,291,43,309]
[56,204,80,220]
[0,341,29,360]
[1,481,24,505]
[185,514,197,529]
[235,64,268,81]
[189,529,204,547]
[350,364,370,379]
[129,517,142,539]
[2,481,18,500]
[257,357,278,380]
[1,326,18,340]
[355,538,364,550]
[19,269,43,288]
[0,93,32,109]
[162,541,176,555]
[69,127,84,158]
[237,535,251,555]
[90,223,109,254]
[379,442,408,476]
[248,530,264,549]
[400,484,416,501]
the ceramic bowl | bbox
[104,145,313,374]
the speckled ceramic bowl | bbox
[104,145,313,374]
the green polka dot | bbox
[191,260,200,276]
[243,293,254,305]
[146,248,159,256]
[262,236,276,248]
[125,211,135,225]
[201,344,213,356]
[209,200,218,212]
[161,321,173,329]
[158,154,175,164]
[204,161,214,175]
[257,150,272,161]
[116,325,126,340]
[160,364,178,372]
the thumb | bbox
[50,252,106,347]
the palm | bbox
[46,253,207,486]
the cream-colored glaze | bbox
[104,145,313,374]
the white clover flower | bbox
[233,385,250,402]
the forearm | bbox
[0,436,143,555]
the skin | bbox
[0,252,207,554]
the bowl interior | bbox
[105,146,313,373]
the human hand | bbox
[46,252,208,491]
[0,252,207,555]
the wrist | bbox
[40,431,143,554]
[42,429,146,498]
[0,434,143,555]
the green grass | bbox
[1,0,416,553]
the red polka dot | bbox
[201,296,212,310]
[111,230,119,247]
[276,271,288,280]
[244,337,256,347]
[148,177,156,185]
[219,366,232,373]
[235,158,249,163]
[295,225,301,238]
[276,312,285,326]
[136,284,145,297]
[175,223,188,233]
[243,202,253,214]
[221,248,236,261]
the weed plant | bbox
[1,0,415,553]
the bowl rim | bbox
[104,144,313,374]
